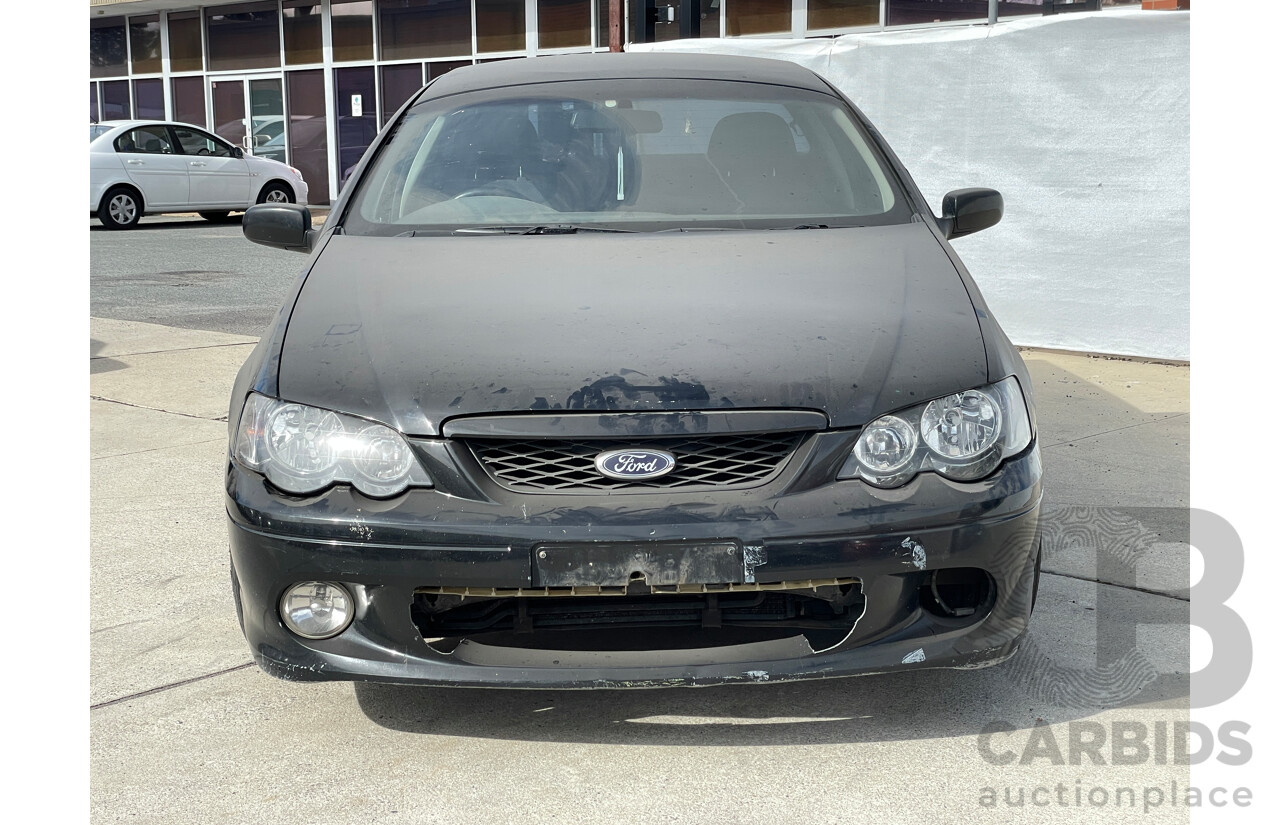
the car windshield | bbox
[90,124,112,142]
[343,79,912,235]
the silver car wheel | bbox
[264,188,289,203]
[109,194,137,224]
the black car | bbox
[227,53,1042,688]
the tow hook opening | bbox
[918,568,995,620]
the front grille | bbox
[465,432,803,492]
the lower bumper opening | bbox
[917,568,996,620]
[412,583,865,658]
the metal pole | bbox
[610,0,623,51]
[989,0,998,26]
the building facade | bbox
[89,0,1147,203]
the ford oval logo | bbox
[594,449,677,481]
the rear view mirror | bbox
[615,109,663,134]
[940,188,1003,239]
[243,203,315,253]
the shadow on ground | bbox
[90,337,128,374]
[90,216,243,232]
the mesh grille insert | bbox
[465,432,804,492]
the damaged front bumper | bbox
[227,447,1042,688]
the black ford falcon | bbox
[226,53,1042,688]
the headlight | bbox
[839,376,1032,487]
[920,389,1001,458]
[852,415,917,474]
[233,393,432,497]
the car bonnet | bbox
[277,222,987,435]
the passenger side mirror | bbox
[232,146,244,159]
[940,188,1003,239]
[243,203,316,253]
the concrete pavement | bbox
[90,317,1192,824]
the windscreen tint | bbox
[344,79,911,234]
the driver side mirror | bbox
[940,188,1003,239]
[243,203,315,254]
[232,146,244,159]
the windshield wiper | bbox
[777,223,870,230]
[654,226,750,233]
[452,224,635,235]
[655,224,857,233]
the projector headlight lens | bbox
[853,415,917,474]
[234,393,432,497]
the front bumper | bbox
[227,447,1042,688]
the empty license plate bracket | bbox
[533,542,746,588]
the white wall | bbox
[631,10,1190,360]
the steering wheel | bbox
[452,184,536,201]
[197,148,210,156]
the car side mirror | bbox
[243,203,316,253]
[940,188,1003,240]
[232,146,244,159]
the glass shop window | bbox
[168,11,204,73]
[379,0,472,60]
[129,15,162,74]
[206,1,281,71]
[726,0,790,36]
[91,17,127,78]
[477,0,526,53]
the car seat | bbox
[707,112,801,214]
[545,107,637,213]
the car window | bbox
[345,79,910,235]
[90,124,112,142]
[171,126,236,157]
[114,126,175,155]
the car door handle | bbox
[188,161,207,167]
[126,159,144,165]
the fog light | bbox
[280,581,354,639]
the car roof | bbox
[423,52,835,99]
[93,119,213,132]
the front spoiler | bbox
[250,628,1026,689]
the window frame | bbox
[169,124,241,157]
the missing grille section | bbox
[465,432,803,492]
[412,582,865,655]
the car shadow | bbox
[89,215,243,231]
[89,337,127,374]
